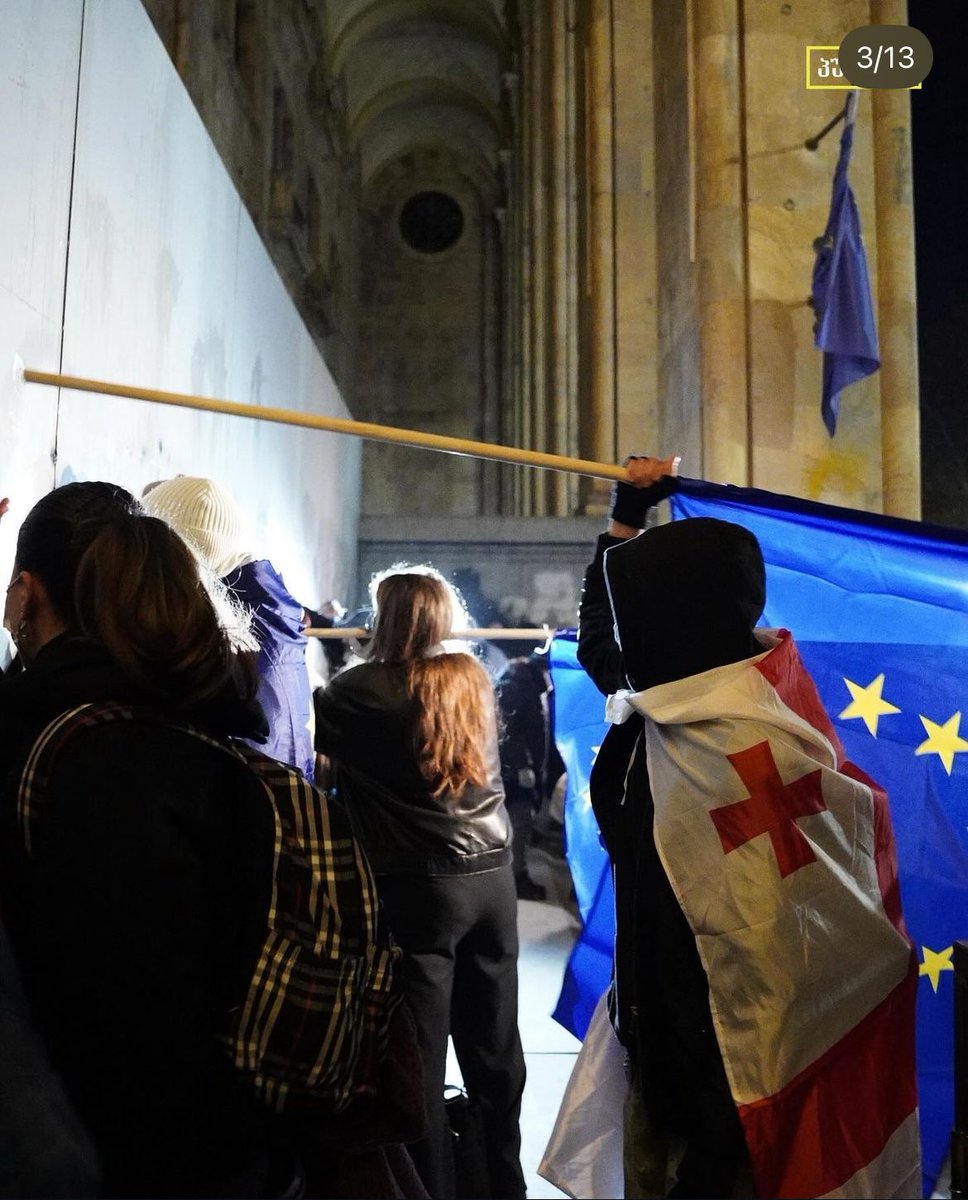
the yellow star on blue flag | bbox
[916,711,968,776]
[920,945,955,993]
[839,673,900,736]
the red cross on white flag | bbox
[712,739,827,878]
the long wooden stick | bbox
[24,369,631,483]
[307,627,555,640]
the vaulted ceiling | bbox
[324,0,511,203]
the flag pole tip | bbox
[11,355,24,388]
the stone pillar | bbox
[480,211,502,515]
[517,17,535,515]
[652,0,702,474]
[871,0,920,520]
[583,0,617,477]
[548,0,580,516]
[497,145,518,516]
[528,5,549,515]
[612,0,659,458]
[693,0,750,486]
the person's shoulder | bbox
[229,559,297,607]
[324,660,408,710]
[43,713,260,824]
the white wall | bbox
[0,0,359,609]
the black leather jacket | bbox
[314,660,512,876]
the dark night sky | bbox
[906,3,968,526]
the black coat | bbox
[314,660,512,876]
[495,655,565,807]
[0,636,276,1198]
[577,534,744,1156]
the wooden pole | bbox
[24,368,637,484]
[307,627,555,641]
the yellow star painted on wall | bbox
[839,673,901,736]
[920,945,955,993]
[916,711,968,776]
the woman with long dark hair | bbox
[314,567,526,1200]
[0,482,277,1197]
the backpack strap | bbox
[17,701,219,853]
[18,699,400,1114]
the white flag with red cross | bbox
[629,628,920,1199]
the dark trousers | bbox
[378,867,527,1200]
[504,789,536,883]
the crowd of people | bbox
[0,457,920,1200]
[0,474,546,1200]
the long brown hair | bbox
[74,514,251,704]
[367,568,458,663]
[408,653,493,799]
[367,568,490,798]
[15,482,252,705]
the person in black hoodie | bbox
[577,457,757,1200]
[0,482,279,1198]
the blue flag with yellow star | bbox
[550,478,968,1197]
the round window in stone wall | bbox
[398,191,464,254]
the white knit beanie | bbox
[142,476,256,579]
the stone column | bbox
[516,18,535,515]
[583,0,617,483]
[480,210,502,515]
[548,0,580,516]
[528,4,549,514]
[612,0,659,458]
[871,0,921,519]
[497,141,520,516]
[693,0,750,486]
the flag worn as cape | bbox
[538,990,626,1200]
[623,628,919,1199]
[811,91,879,436]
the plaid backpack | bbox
[17,700,400,1115]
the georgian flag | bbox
[620,628,920,1198]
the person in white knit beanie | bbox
[140,477,256,579]
[144,477,315,779]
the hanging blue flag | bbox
[550,478,968,1198]
[811,91,880,435]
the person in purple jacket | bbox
[143,476,315,779]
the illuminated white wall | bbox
[0,0,358,609]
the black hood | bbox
[603,518,766,691]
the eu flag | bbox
[551,478,968,1197]
[811,91,880,436]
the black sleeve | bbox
[577,532,629,696]
[313,669,370,765]
[301,607,334,630]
